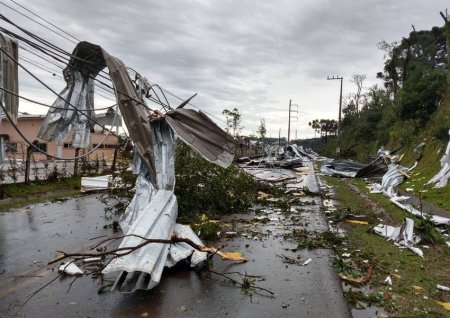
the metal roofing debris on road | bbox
[33,40,238,292]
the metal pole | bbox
[327,75,343,154]
[288,99,291,144]
[278,129,281,146]
[338,77,343,154]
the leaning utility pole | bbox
[287,99,298,144]
[327,75,343,154]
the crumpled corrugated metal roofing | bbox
[427,130,450,188]
[51,41,233,292]
[38,70,96,148]
[374,217,423,257]
[0,33,19,125]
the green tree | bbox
[174,142,258,217]
[396,64,447,124]
[222,108,242,137]
[309,119,337,143]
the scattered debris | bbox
[338,266,374,286]
[384,275,393,286]
[427,130,450,188]
[80,175,112,192]
[346,220,368,225]
[82,257,102,263]
[437,284,450,291]
[302,258,312,266]
[58,262,84,276]
[320,157,387,178]
[435,301,450,311]
[412,285,424,293]
[373,218,423,257]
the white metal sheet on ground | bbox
[373,218,423,257]
[80,175,111,192]
[427,131,450,188]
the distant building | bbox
[0,113,119,162]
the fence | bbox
[0,156,112,184]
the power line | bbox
[19,54,118,102]
[1,8,223,122]
[1,23,168,110]
[19,43,117,98]
[1,5,227,126]
[0,1,77,44]
[8,0,80,42]
[0,87,115,111]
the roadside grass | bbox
[324,176,450,317]
[0,177,81,211]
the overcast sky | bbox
[1,0,448,138]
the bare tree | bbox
[377,40,400,98]
[349,74,367,114]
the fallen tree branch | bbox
[207,269,275,296]
[48,233,246,265]
[18,273,63,311]
[338,265,374,286]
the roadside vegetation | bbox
[100,141,262,223]
[0,176,81,211]
[309,19,450,213]
[323,176,450,317]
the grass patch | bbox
[0,177,82,211]
[324,176,450,317]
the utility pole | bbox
[287,99,298,144]
[327,75,343,154]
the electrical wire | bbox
[2,10,221,121]
[0,1,77,44]
[8,0,80,42]
[20,55,118,102]
[1,4,228,135]
[20,43,115,97]
[2,24,167,110]
[0,87,116,112]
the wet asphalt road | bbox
[0,164,351,317]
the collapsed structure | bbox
[22,41,237,292]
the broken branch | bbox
[207,269,275,296]
[48,233,246,265]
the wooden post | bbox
[111,145,118,172]
[73,148,81,177]
[25,140,39,184]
